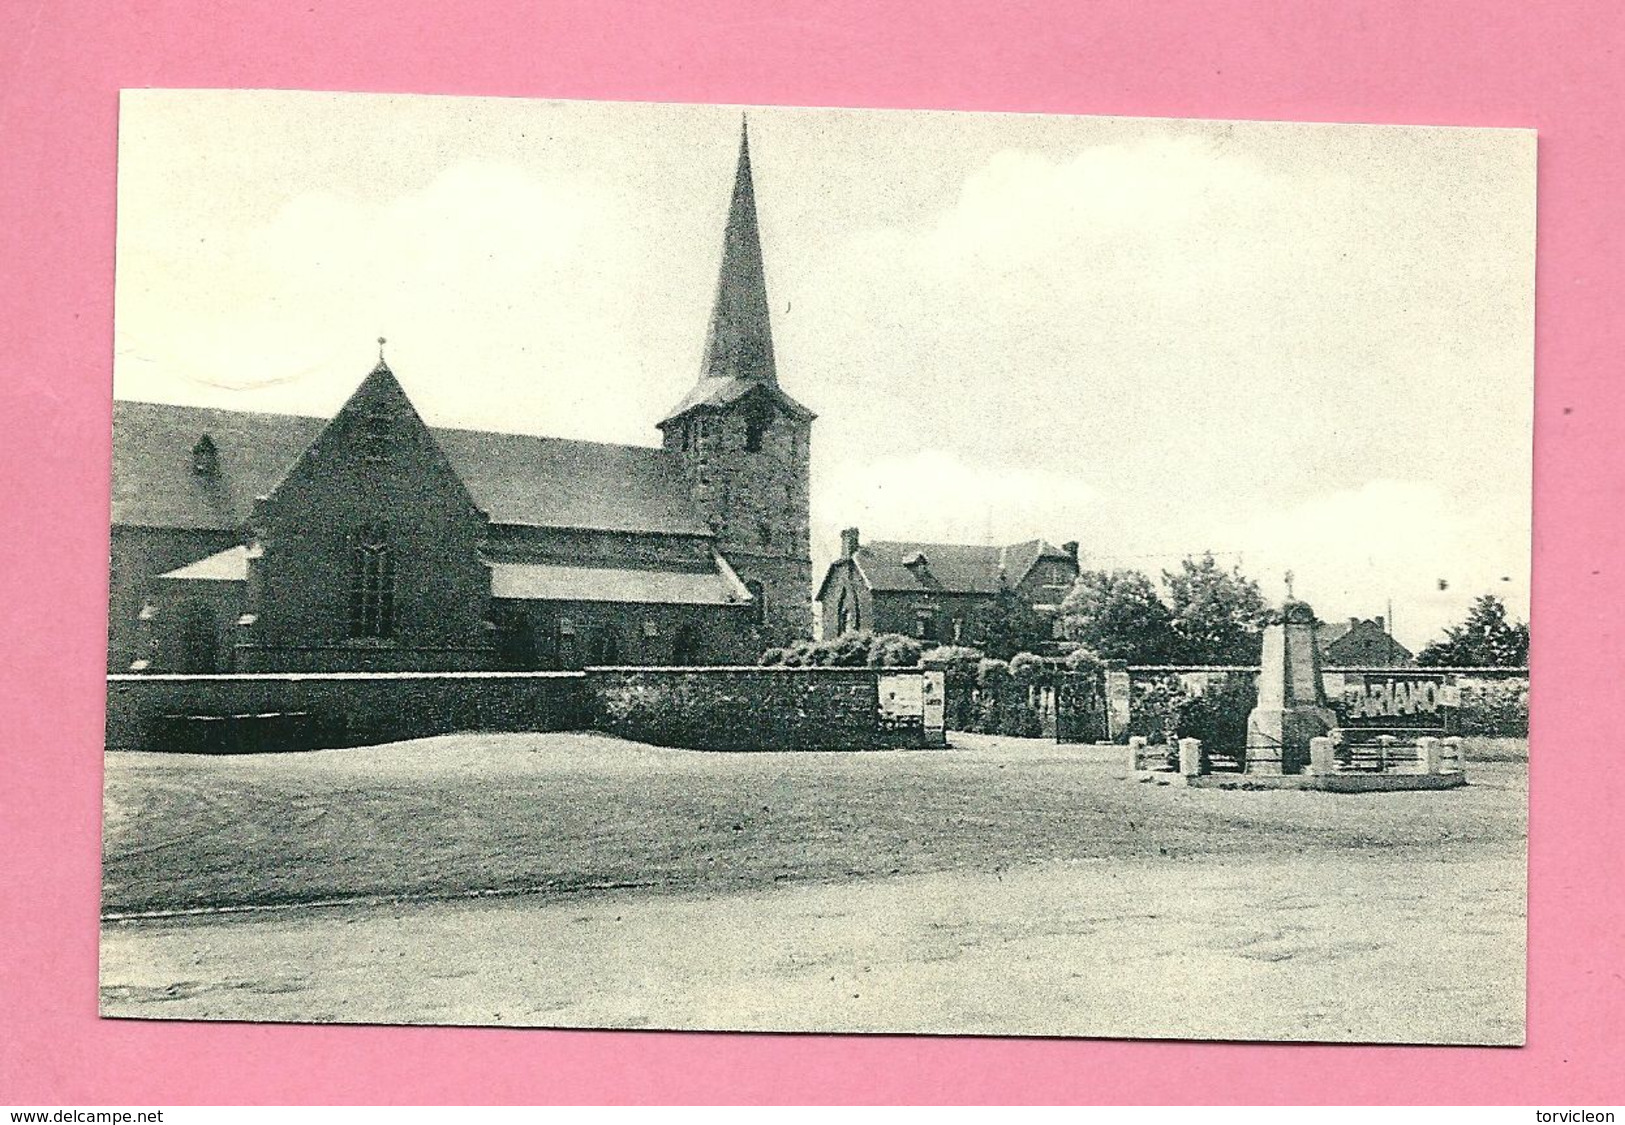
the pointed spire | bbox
[373,336,390,374]
[699,115,777,385]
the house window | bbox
[745,418,766,452]
[757,520,773,548]
[348,523,395,639]
[837,590,853,636]
[915,611,936,641]
[953,617,965,643]
[746,579,766,627]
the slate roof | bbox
[487,556,751,605]
[845,538,1073,596]
[112,400,713,537]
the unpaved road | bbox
[99,733,1526,1043]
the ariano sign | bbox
[1329,671,1462,731]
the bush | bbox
[1457,678,1529,737]
[1008,651,1048,683]
[761,631,921,669]
[1127,674,1184,742]
[868,633,925,668]
[1169,673,1255,757]
[1061,644,1105,678]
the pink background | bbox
[1,0,1619,1105]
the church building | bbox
[108,122,815,674]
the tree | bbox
[1162,552,1271,664]
[974,581,1052,661]
[1416,594,1529,667]
[1057,568,1180,663]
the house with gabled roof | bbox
[815,527,1079,645]
[109,121,814,674]
[1316,616,1414,667]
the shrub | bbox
[867,633,925,668]
[1062,644,1105,678]
[1169,673,1255,757]
[762,632,926,670]
[1457,678,1529,737]
[1008,651,1048,683]
[1127,674,1184,742]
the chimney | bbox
[1349,617,1359,629]
[1063,541,1079,563]
[840,527,860,558]
[1375,615,1385,632]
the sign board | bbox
[921,670,946,745]
[1330,671,1457,733]
[877,671,946,746]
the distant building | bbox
[108,121,814,674]
[1317,616,1414,667]
[815,528,1079,644]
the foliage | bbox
[867,633,925,668]
[973,582,1054,662]
[1456,678,1530,736]
[1126,674,1185,741]
[1416,595,1530,668]
[1058,569,1180,663]
[1167,673,1256,755]
[1060,644,1105,678]
[759,631,925,669]
[1008,651,1049,683]
[1162,552,1271,664]
[919,644,985,676]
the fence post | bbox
[1415,736,1441,775]
[1309,735,1335,776]
[1127,735,1147,771]
[1441,736,1465,774]
[1178,737,1202,778]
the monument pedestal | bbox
[1246,600,1336,775]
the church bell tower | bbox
[659,118,815,647]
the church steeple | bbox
[700,116,777,386]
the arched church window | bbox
[348,523,396,639]
[745,418,766,452]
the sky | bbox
[113,90,1535,650]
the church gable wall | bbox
[240,372,493,671]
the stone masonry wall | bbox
[105,671,587,752]
[587,667,917,752]
[105,666,927,754]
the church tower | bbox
[659,119,815,647]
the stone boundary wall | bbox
[587,666,927,752]
[105,666,933,754]
[106,671,588,752]
[1115,664,1529,743]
